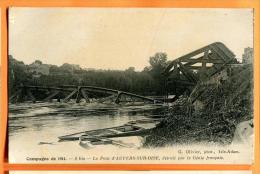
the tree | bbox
[8,54,170,97]
[34,60,42,65]
[125,67,135,72]
[8,55,30,95]
[149,52,168,69]
[146,52,169,95]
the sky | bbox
[9,8,253,71]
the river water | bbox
[8,102,253,164]
[8,102,166,163]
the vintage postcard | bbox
[8,8,254,164]
[8,171,253,174]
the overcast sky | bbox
[9,8,253,71]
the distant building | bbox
[242,47,253,64]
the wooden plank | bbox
[59,124,137,141]
[104,129,151,138]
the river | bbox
[8,102,166,163]
[8,102,252,164]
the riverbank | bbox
[144,64,253,147]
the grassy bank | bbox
[144,64,253,147]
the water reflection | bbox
[9,102,165,140]
[9,102,165,163]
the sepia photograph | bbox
[8,8,254,164]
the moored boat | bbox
[79,134,135,148]
[58,118,160,142]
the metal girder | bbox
[63,89,78,103]
[164,42,236,76]
[99,94,117,103]
[81,89,90,103]
[178,62,198,83]
[10,85,162,104]
[114,91,161,104]
[43,90,60,102]
[185,66,212,70]
[163,42,238,100]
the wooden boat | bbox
[79,134,135,148]
[58,118,160,142]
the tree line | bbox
[8,53,170,96]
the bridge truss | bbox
[9,85,162,104]
[163,42,238,101]
[9,42,238,104]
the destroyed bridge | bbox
[9,42,238,104]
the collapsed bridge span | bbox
[163,42,239,101]
[9,85,162,104]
